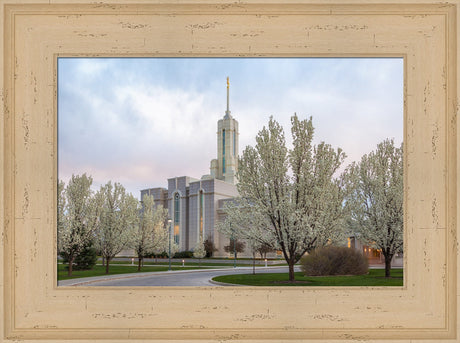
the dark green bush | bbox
[173,251,194,258]
[60,244,98,271]
[300,246,368,276]
[151,251,168,258]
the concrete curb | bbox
[208,279,245,287]
[57,265,395,287]
[58,266,284,287]
[58,268,233,287]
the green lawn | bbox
[212,268,404,286]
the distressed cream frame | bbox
[1,1,459,342]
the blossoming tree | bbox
[132,194,168,271]
[57,174,101,276]
[345,139,403,277]
[193,237,206,267]
[94,181,139,274]
[219,115,348,282]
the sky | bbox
[58,58,403,199]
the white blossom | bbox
[218,115,348,281]
[94,181,139,274]
[193,237,206,267]
[131,194,168,270]
[57,174,101,276]
[345,139,403,277]
[167,238,180,258]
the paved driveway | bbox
[59,266,294,287]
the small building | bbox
[347,236,403,267]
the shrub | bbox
[300,246,368,276]
[151,251,168,259]
[204,237,217,258]
[173,251,194,258]
[60,243,98,271]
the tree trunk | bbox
[105,258,110,274]
[384,253,392,278]
[252,253,256,275]
[68,255,74,276]
[288,262,295,282]
[138,257,142,271]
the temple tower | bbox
[210,77,239,184]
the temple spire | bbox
[225,76,231,118]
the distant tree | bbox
[204,236,217,258]
[94,181,138,274]
[193,238,206,267]
[224,238,246,258]
[219,222,266,274]
[132,194,168,271]
[257,243,273,259]
[345,139,403,278]
[57,174,101,276]
[218,115,348,282]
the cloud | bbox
[59,75,225,196]
[74,58,113,77]
[58,58,403,198]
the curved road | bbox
[60,266,294,287]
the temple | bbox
[140,78,239,256]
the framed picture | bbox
[56,56,404,288]
[1,1,458,341]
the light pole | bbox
[168,219,172,271]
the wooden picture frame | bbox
[1,1,458,342]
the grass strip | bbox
[212,268,403,286]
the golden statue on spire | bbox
[227,76,229,89]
